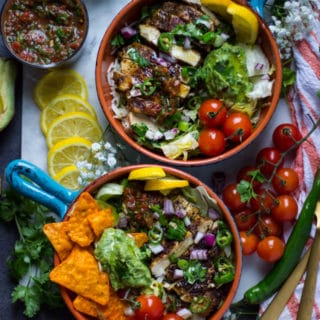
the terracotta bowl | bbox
[95,0,282,166]
[55,165,242,320]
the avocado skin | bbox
[0,58,17,132]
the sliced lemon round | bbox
[53,165,81,190]
[227,2,259,44]
[128,167,166,180]
[47,137,92,177]
[200,0,232,20]
[34,69,88,110]
[46,111,103,148]
[40,94,97,134]
[144,178,189,191]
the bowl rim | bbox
[0,0,89,69]
[55,164,243,320]
[95,0,282,167]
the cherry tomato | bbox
[240,231,259,255]
[256,147,282,178]
[198,99,227,127]
[198,128,226,156]
[236,165,263,189]
[234,209,258,231]
[222,183,247,212]
[272,123,302,152]
[254,214,282,239]
[257,236,285,262]
[163,314,184,320]
[271,195,298,222]
[223,112,252,143]
[250,188,276,214]
[272,167,299,194]
[135,295,164,320]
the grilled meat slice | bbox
[127,96,162,117]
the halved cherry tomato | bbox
[254,214,282,239]
[240,231,259,255]
[272,123,302,152]
[234,209,258,231]
[257,236,285,262]
[198,99,227,127]
[198,128,226,156]
[271,195,298,222]
[272,167,299,194]
[256,147,283,178]
[223,112,252,143]
[222,183,247,212]
[250,188,276,214]
[163,314,184,320]
[135,295,164,320]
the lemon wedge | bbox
[128,167,166,180]
[227,2,259,44]
[34,69,88,110]
[47,137,92,177]
[40,94,97,134]
[200,0,232,20]
[144,178,189,191]
[46,111,103,148]
[53,165,81,190]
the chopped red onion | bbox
[255,62,264,70]
[173,268,184,279]
[177,308,192,319]
[153,56,168,67]
[175,209,186,218]
[261,74,270,80]
[148,243,164,255]
[159,52,177,64]
[221,32,230,40]
[153,211,160,219]
[204,233,216,247]
[190,249,208,260]
[117,214,128,228]
[120,26,137,38]
[164,128,179,140]
[129,88,141,97]
[208,207,220,220]
[194,231,205,244]
[183,36,191,49]
[164,198,175,215]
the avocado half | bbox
[0,58,17,132]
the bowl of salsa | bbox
[1,0,89,68]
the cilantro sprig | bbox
[0,188,63,318]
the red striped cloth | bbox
[260,1,320,318]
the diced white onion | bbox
[164,198,175,215]
[194,231,205,244]
[173,269,184,279]
[148,243,164,255]
[177,308,192,319]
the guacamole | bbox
[94,228,152,290]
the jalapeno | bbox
[190,296,211,314]
[216,222,233,248]
[158,33,173,52]
[148,224,163,244]
[138,78,159,96]
[214,256,235,285]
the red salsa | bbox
[2,0,87,65]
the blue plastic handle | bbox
[5,159,80,219]
[249,0,267,17]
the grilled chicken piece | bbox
[127,96,162,117]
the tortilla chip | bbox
[128,232,149,248]
[50,245,110,305]
[66,192,98,246]
[87,207,115,239]
[43,222,73,261]
[73,288,128,320]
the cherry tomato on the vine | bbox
[222,183,247,212]
[254,214,282,239]
[256,147,283,178]
[198,128,226,156]
[135,295,164,320]
[257,236,285,262]
[234,209,258,231]
[163,314,184,320]
[272,167,299,194]
[240,231,259,255]
[271,195,298,222]
[198,99,227,127]
[223,112,252,143]
[250,188,276,214]
[272,123,302,152]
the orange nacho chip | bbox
[73,288,128,320]
[50,245,110,305]
[66,192,98,246]
[43,222,73,261]
[128,232,149,248]
[87,207,115,239]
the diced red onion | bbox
[183,216,191,226]
[164,128,179,140]
[183,36,191,49]
[153,211,160,219]
[208,207,220,220]
[159,52,177,64]
[173,268,184,279]
[148,243,164,255]
[153,56,168,67]
[194,231,205,244]
[177,308,192,319]
[261,74,270,80]
[120,26,137,38]
[175,209,186,218]
[117,215,128,228]
[190,249,208,260]
[255,62,264,70]
[164,198,175,215]
[204,233,216,247]
[221,32,230,40]
[129,88,141,97]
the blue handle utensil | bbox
[249,0,267,17]
[5,159,80,219]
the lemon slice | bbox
[46,111,103,148]
[40,94,97,134]
[227,2,259,44]
[34,69,88,110]
[53,165,81,190]
[47,137,92,177]
[128,167,166,180]
[200,0,232,20]
[144,178,189,191]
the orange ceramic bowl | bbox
[96,0,282,166]
[56,165,242,320]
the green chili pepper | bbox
[148,224,163,244]
[166,217,187,241]
[139,78,158,96]
[190,296,211,314]
[214,256,235,285]
[158,33,173,52]
[216,222,233,248]
[177,258,189,270]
